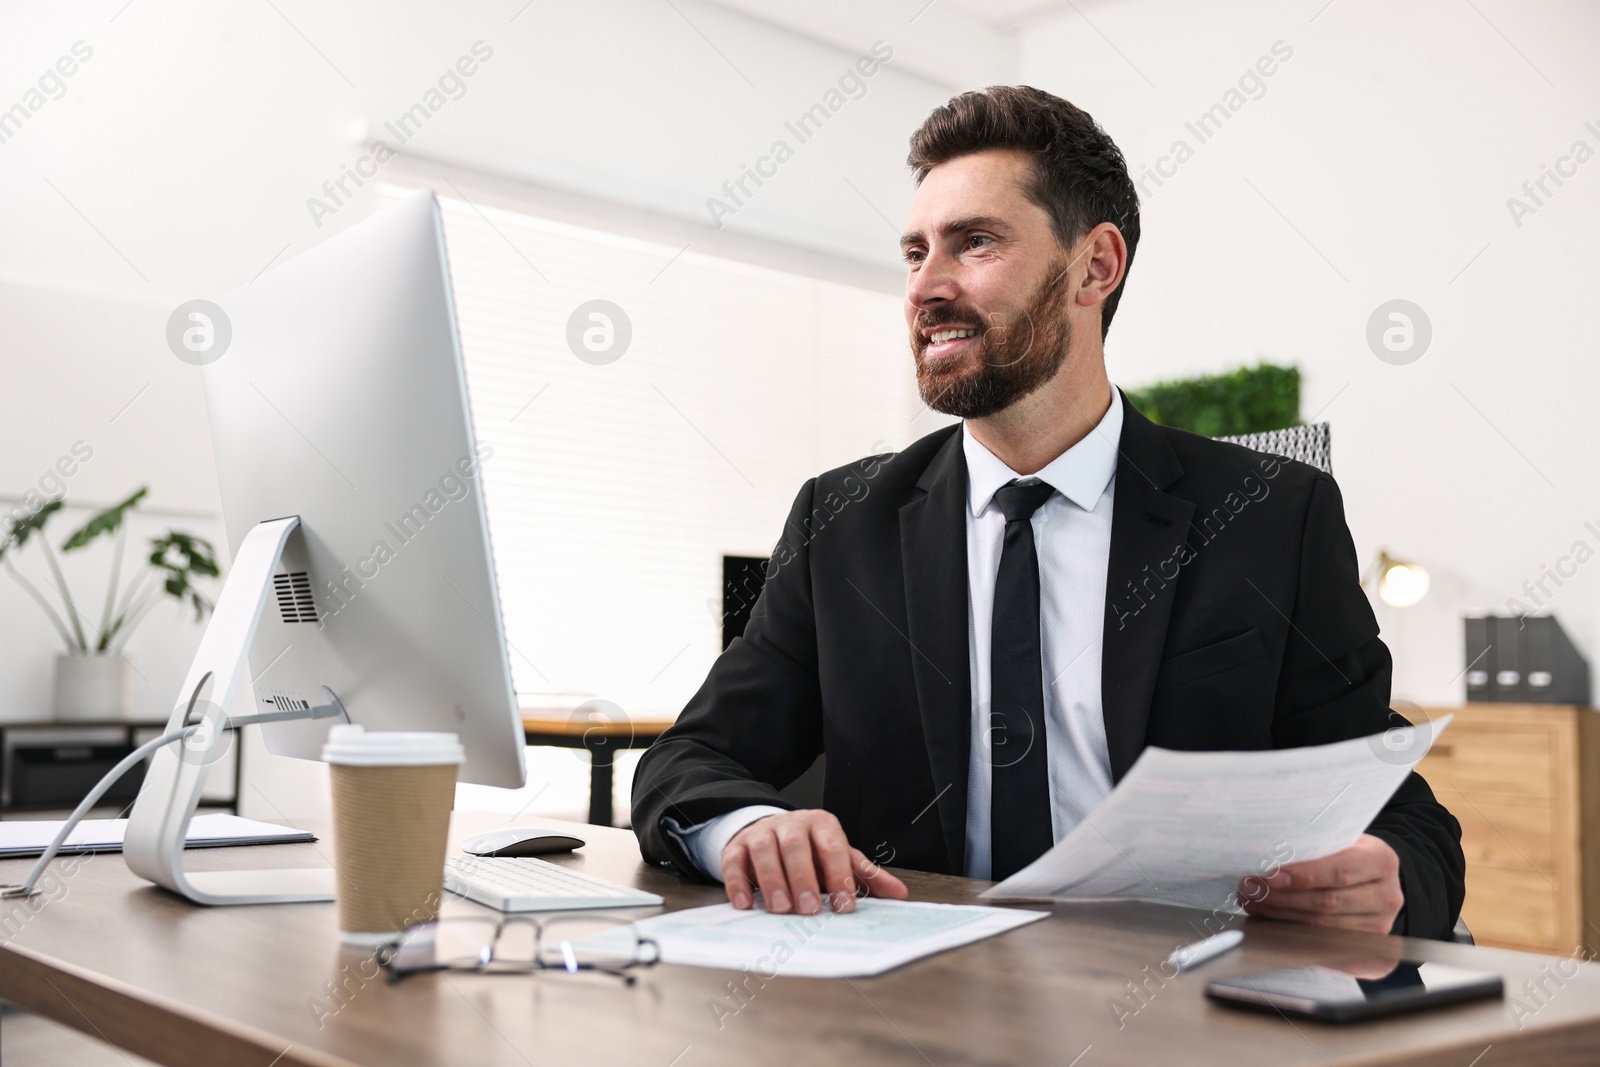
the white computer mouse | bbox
[460,827,587,857]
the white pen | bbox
[1165,929,1244,973]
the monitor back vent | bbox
[273,571,319,623]
[262,691,313,712]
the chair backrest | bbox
[1215,422,1332,475]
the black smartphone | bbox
[1205,958,1503,1022]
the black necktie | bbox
[989,479,1057,881]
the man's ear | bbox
[1073,222,1128,313]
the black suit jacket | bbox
[632,391,1465,939]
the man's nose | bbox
[907,252,959,309]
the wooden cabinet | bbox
[1414,704,1599,956]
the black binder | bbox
[1522,615,1591,704]
[1462,616,1491,702]
[1467,614,1592,703]
[1489,616,1524,702]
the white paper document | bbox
[0,813,314,858]
[980,717,1451,912]
[627,897,1047,978]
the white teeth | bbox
[929,328,977,344]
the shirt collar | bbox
[963,385,1123,517]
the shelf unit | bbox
[0,719,240,817]
[1415,703,1598,956]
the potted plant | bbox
[0,488,219,720]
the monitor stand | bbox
[124,516,347,905]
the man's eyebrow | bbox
[898,215,1009,250]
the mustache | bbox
[912,309,1026,356]
[912,314,1009,358]
[913,307,988,337]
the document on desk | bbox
[626,898,1047,978]
[980,717,1451,912]
[0,813,314,858]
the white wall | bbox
[0,279,226,721]
[0,0,1008,823]
[0,279,242,800]
[0,0,1013,302]
[1019,0,1600,705]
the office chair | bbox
[1216,422,1476,945]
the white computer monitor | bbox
[125,191,525,906]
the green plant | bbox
[0,487,219,655]
[1125,363,1300,437]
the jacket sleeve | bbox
[1269,473,1466,940]
[629,479,826,879]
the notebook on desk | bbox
[0,813,314,858]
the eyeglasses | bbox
[377,916,660,984]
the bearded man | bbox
[631,86,1465,940]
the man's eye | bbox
[967,235,992,250]
[903,249,925,265]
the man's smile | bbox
[922,325,980,359]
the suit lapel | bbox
[899,428,971,873]
[1101,392,1194,782]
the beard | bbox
[911,257,1073,419]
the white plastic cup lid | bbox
[321,724,464,766]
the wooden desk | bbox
[3,812,1599,1067]
[520,712,673,826]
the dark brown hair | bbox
[907,86,1139,339]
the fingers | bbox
[721,811,907,915]
[1270,834,1398,892]
[1269,853,1363,893]
[810,818,859,914]
[1255,879,1402,919]
[1241,882,1399,928]
[1237,835,1403,934]
[774,818,823,915]
[740,823,794,913]
[721,848,755,910]
[1241,900,1394,933]
[850,848,909,901]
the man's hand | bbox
[722,809,909,914]
[1239,834,1403,933]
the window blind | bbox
[373,182,923,717]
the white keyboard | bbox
[444,856,663,912]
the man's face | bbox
[901,149,1075,419]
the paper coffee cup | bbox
[323,725,464,945]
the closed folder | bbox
[1463,616,1491,702]
[0,813,314,858]
[1489,616,1524,702]
[1522,616,1591,704]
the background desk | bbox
[521,712,673,826]
[3,813,1599,1067]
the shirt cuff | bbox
[663,805,788,881]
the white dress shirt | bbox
[670,386,1123,881]
[960,387,1120,878]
